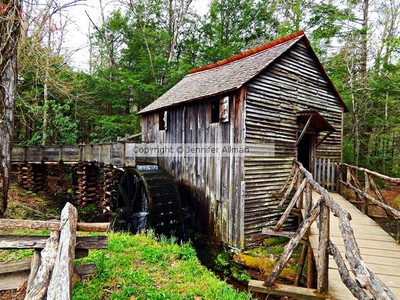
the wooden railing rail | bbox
[339,163,400,243]
[263,160,396,299]
[11,143,139,167]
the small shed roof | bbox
[297,110,336,132]
[139,31,347,114]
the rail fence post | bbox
[317,200,329,294]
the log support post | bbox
[307,246,317,289]
[294,243,308,286]
[304,183,312,218]
[317,201,329,294]
[74,162,102,208]
[102,166,122,215]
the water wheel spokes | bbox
[115,166,182,237]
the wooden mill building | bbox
[139,31,348,249]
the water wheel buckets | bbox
[114,165,183,237]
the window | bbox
[210,96,230,124]
[159,110,167,130]
[210,100,220,123]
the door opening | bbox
[297,133,315,172]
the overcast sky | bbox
[65,0,210,71]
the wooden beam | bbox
[328,241,370,300]
[0,235,108,250]
[0,260,96,291]
[0,259,31,274]
[316,131,333,148]
[294,244,308,286]
[317,202,329,294]
[24,231,59,299]
[341,163,400,184]
[0,270,30,291]
[249,280,330,299]
[261,228,309,244]
[274,178,307,231]
[0,219,109,232]
[340,181,400,219]
[296,115,313,147]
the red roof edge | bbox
[188,30,305,75]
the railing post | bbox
[363,172,370,215]
[297,175,304,209]
[337,163,342,193]
[397,221,400,244]
[304,183,312,218]
[346,167,351,185]
[317,200,329,294]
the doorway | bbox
[297,133,316,173]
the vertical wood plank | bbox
[47,203,78,300]
[327,158,331,191]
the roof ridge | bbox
[188,30,305,75]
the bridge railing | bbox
[263,160,396,299]
[339,163,400,243]
[12,143,140,167]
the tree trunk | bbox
[0,55,17,216]
[0,0,22,216]
[358,0,370,164]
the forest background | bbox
[11,0,400,176]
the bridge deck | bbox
[308,192,400,299]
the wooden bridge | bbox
[9,145,400,299]
[11,143,140,167]
[314,192,400,299]
[250,161,400,299]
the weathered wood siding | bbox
[141,89,246,249]
[243,39,344,246]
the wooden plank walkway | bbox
[308,192,400,299]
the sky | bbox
[65,0,210,71]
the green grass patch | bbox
[73,231,251,300]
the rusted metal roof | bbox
[139,31,348,114]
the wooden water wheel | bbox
[115,165,183,237]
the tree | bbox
[200,0,279,63]
[0,0,22,216]
[14,0,86,146]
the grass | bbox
[2,183,303,298]
[73,231,252,300]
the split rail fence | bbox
[0,203,109,299]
